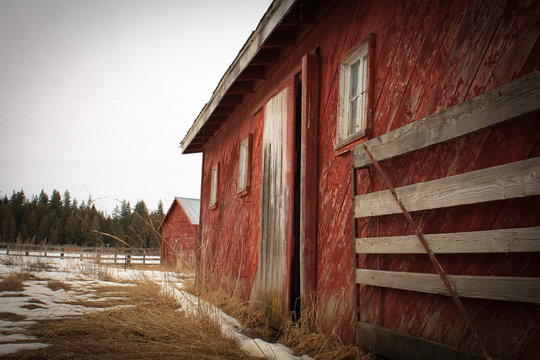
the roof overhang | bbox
[181,0,317,153]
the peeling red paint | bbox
[192,0,539,357]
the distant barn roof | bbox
[158,197,200,231]
[176,197,200,225]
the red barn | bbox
[181,1,540,359]
[158,197,199,269]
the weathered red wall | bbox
[198,0,539,356]
[199,104,264,298]
[160,202,198,269]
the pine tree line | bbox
[0,189,164,248]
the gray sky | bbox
[0,0,272,214]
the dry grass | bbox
[27,298,46,305]
[185,278,372,360]
[277,318,372,360]
[25,260,56,272]
[0,273,31,292]
[7,280,263,360]
[185,280,273,341]
[46,280,72,292]
[0,312,27,322]
[21,304,46,310]
[77,262,116,282]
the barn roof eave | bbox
[180,0,297,154]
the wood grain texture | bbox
[300,52,319,312]
[356,269,540,304]
[353,70,540,168]
[259,86,291,328]
[357,321,481,360]
[356,226,540,254]
[355,156,540,217]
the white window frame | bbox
[209,163,218,208]
[336,39,370,148]
[237,135,252,195]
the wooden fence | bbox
[352,71,540,359]
[0,243,161,265]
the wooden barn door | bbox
[258,53,319,328]
[259,84,295,328]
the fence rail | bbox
[0,243,161,265]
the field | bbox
[0,254,369,359]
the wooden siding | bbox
[196,0,540,355]
[259,86,293,327]
[353,70,540,359]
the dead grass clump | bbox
[63,298,130,308]
[184,280,273,341]
[22,304,46,310]
[26,260,55,272]
[46,280,72,292]
[77,263,116,282]
[9,281,263,360]
[0,312,27,322]
[1,257,15,266]
[27,298,46,305]
[1,293,27,297]
[277,318,372,360]
[185,278,371,360]
[0,273,28,292]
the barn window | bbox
[337,39,370,148]
[237,135,252,195]
[209,164,218,208]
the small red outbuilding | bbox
[158,197,200,269]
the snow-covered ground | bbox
[0,255,312,359]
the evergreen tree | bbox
[10,190,25,227]
[0,205,16,243]
[18,224,29,243]
[0,188,162,248]
[63,190,72,218]
[112,205,121,220]
[64,213,81,245]
[90,215,103,247]
[37,214,50,243]
[157,200,164,216]
[48,227,58,245]
[49,190,62,216]
[26,210,39,241]
[55,218,64,244]
[38,190,49,206]
[120,200,131,233]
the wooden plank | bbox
[353,70,540,168]
[300,52,319,312]
[354,157,540,218]
[357,321,481,360]
[355,269,540,304]
[259,87,291,328]
[356,226,540,254]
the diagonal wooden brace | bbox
[361,143,493,360]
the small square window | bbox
[337,39,370,148]
[209,164,218,208]
[237,135,252,195]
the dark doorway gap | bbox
[290,75,302,321]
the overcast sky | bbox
[0,0,272,214]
